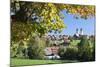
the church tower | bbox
[80,28,83,35]
[75,28,79,37]
[76,28,79,34]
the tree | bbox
[58,45,78,60]
[11,0,95,42]
[78,36,93,61]
[27,35,46,59]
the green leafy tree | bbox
[27,35,46,59]
[59,46,78,60]
[11,0,95,43]
[78,36,94,61]
[11,0,95,60]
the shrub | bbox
[89,36,95,61]
[45,38,53,47]
[16,41,27,58]
[11,34,46,59]
[27,35,46,59]
[11,41,27,58]
[11,44,18,58]
[78,36,94,61]
[59,45,78,60]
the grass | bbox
[11,58,78,66]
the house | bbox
[44,46,60,59]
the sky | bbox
[48,10,95,36]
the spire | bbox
[75,28,79,37]
[76,28,79,34]
[80,28,83,35]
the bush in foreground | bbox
[27,35,46,59]
[59,45,78,60]
[78,36,95,61]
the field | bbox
[11,58,78,66]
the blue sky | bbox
[48,10,95,36]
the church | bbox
[73,28,84,39]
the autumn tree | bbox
[11,0,95,42]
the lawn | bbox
[11,58,78,66]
